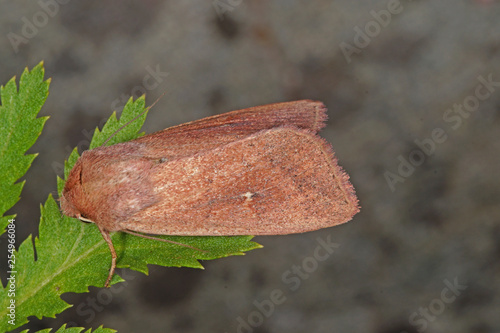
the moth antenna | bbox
[102,91,168,147]
[123,229,207,253]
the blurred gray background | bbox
[1,1,499,332]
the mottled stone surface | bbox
[0,1,499,332]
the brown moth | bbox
[60,100,360,287]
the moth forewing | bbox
[121,127,359,235]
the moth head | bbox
[60,158,92,223]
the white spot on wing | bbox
[242,192,255,201]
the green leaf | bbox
[0,62,49,235]
[0,94,261,332]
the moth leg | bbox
[96,224,117,288]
